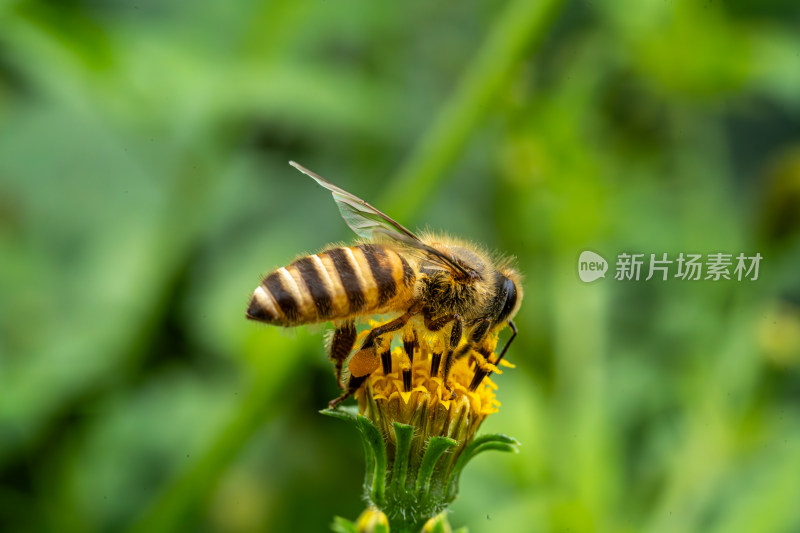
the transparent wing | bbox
[290,161,474,280]
[290,161,416,241]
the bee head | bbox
[494,268,522,325]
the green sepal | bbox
[324,409,516,531]
[390,423,414,493]
[331,516,359,533]
[416,437,457,496]
[358,415,388,506]
[446,434,519,499]
[320,405,360,423]
[323,409,389,506]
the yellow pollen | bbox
[354,317,510,441]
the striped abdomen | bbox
[246,244,416,326]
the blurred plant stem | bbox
[126,346,301,533]
[381,0,563,221]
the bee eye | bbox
[498,277,517,323]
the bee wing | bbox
[290,161,473,280]
[290,161,417,241]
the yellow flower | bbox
[355,326,506,445]
[355,508,390,533]
[326,318,519,532]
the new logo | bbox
[578,251,608,283]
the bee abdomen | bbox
[247,244,415,326]
[246,267,306,325]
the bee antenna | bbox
[493,320,517,366]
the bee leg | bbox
[469,320,517,391]
[422,309,458,332]
[328,375,368,409]
[464,318,492,390]
[331,310,416,409]
[328,320,357,390]
[440,315,463,399]
[422,309,463,381]
[468,347,493,391]
[359,310,415,350]
[349,312,414,378]
[469,318,492,345]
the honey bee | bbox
[246,162,522,407]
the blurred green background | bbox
[2,0,800,532]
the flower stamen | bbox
[430,352,442,377]
[401,333,416,393]
[380,348,392,375]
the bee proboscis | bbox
[246,162,522,407]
